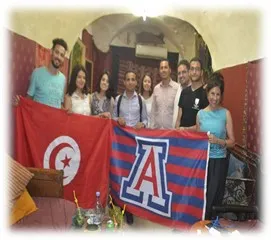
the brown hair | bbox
[206,71,225,96]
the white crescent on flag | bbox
[43,136,81,185]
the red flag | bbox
[15,97,111,209]
[110,122,209,229]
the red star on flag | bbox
[61,154,71,168]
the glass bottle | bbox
[94,191,103,225]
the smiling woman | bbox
[90,70,115,118]
[64,64,91,116]
[196,71,235,220]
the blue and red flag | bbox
[15,97,209,229]
[110,121,209,229]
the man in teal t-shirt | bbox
[27,66,66,109]
[15,38,68,109]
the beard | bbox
[51,59,61,69]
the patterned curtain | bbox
[10,31,36,97]
[246,60,262,154]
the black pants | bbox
[205,157,229,220]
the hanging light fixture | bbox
[142,9,147,21]
[131,3,164,20]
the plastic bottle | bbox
[94,191,103,225]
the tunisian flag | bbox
[15,97,111,208]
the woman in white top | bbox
[90,70,114,118]
[140,73,153,128]
[64,64,91,115]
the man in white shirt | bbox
[150,59,179,129]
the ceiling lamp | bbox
[131,3,164,21]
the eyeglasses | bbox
[190,67,201,72]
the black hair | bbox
[206,71,225,96]
[67,64,88,96]
[177,59,190,70]
[159,59,170,67]
[124,70,137,80]
[190,57,203,70]
[95,70,114,99]
[52,38,68,51]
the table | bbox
[190,218,261,235]
[71,207,126,233]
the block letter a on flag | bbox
[120,137,172,217]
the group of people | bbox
[14,37,235,224]
[64,65,114,119]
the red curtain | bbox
[221,64,247,146]
[9,30,36,158]
[220,60,262,155]
[9,31,36,97]
[246,60,262,154]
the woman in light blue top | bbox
[196,72,235,220]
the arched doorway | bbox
[68,14,212,95]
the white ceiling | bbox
[86,14,196,59]
[9,7,262,70]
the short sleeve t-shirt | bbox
[27,67,66,109]
[178,85,209,127]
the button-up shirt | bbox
[150,79,179,129]
[113,91,148,127]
